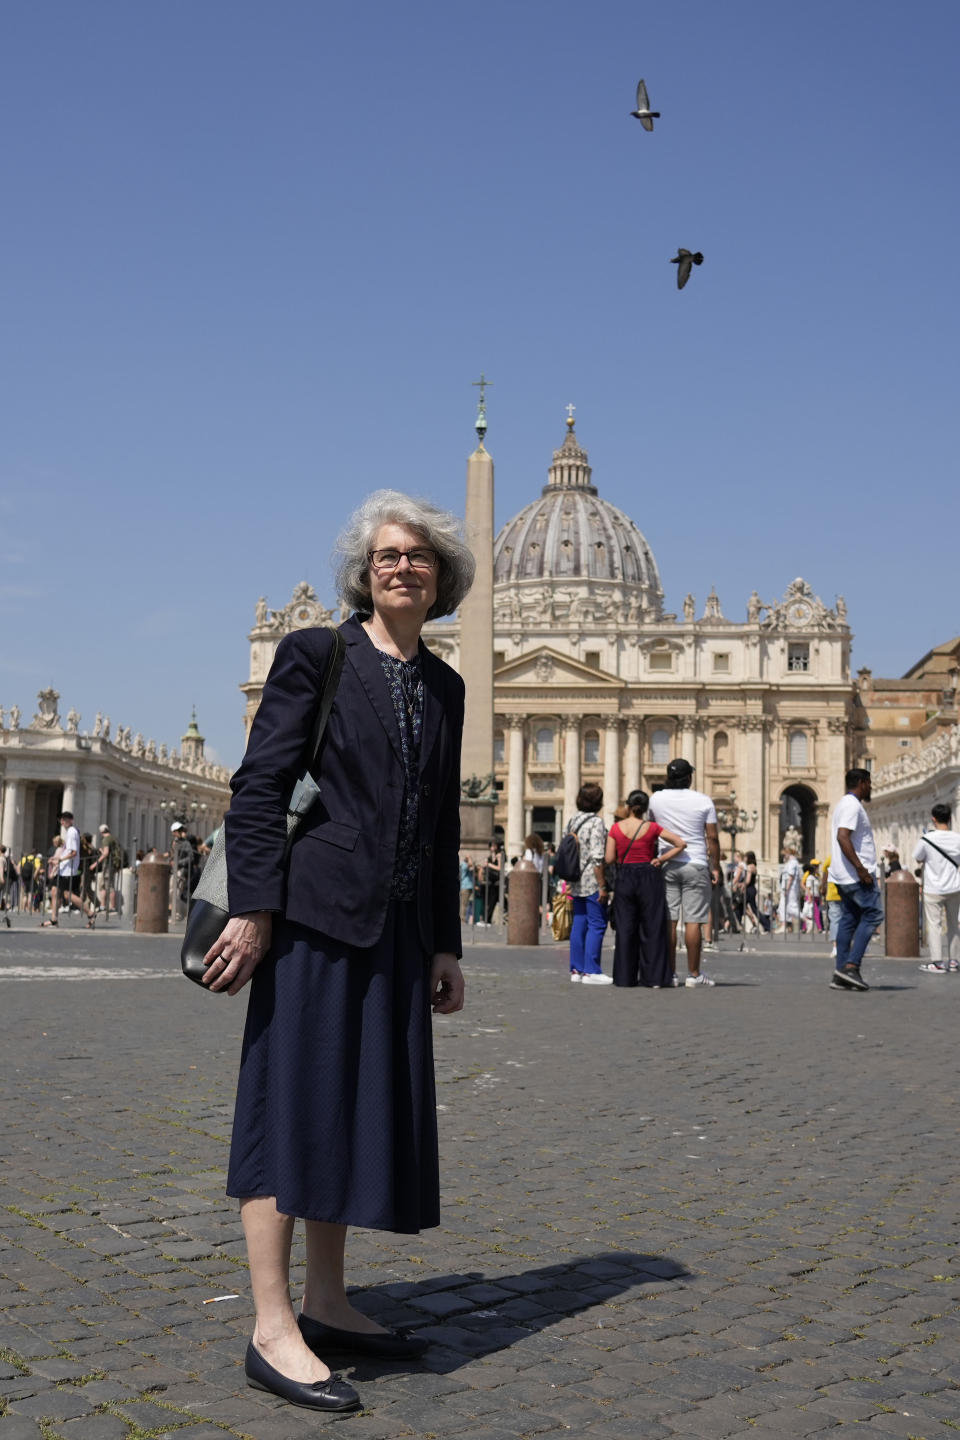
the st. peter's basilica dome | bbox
[492,416,663,614]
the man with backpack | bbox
[95,824,123,915]
[915,802,960,974]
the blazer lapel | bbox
[418,643,444,777]
[342,617,404,766]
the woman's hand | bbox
[430,953,464,1014]
[203,911,273,995]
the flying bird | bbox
[670,249,704,290]
[630,78,660,131]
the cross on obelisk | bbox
[472,373,493,441]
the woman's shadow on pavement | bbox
[343,1250,688,1378]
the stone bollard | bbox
[135,861,170,935]
[507,859,540,946]
[885,870,920,957]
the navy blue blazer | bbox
[224,615,464,957]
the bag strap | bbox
[920,832,960,869]
[618,820,646,864]
[303,630,346,784]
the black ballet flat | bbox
[299,1311,429,1360]
[244,1340,362,1413]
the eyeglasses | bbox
[368,547,438,571]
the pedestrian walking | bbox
[199,490,473,1416]
[648,758,720,986]
[915,802,960,974]
[0,845,17,925]
[41,811,95,927]
[604,789,686,987]
[459,853,475,924]
[778,847,802,932]
[827,768,881,991]
[742,851,762,933]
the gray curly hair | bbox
[334,489,476,621]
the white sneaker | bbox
[569,972,582,982]
[685,974,716,987]
[830,943,837,959]
[581,973,613,985]
[702,941,718,952]
[670,974,681,987]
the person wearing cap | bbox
[95,823,120,915]
[41,810,95,928]
[648,758,720,987]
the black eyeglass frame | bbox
[367,548,439,571]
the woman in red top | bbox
[604,790,686,988]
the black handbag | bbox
[180,629,346,987]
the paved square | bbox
[1,920,958,1438]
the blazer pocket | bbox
[302,820,360,852]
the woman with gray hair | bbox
[202,489,473,1414]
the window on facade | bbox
[493,730,504,765]
[789,730,808,766]
[585,651,601,670]
[713,731,729,764]
[649,650,673,672]
[788,642,810,673]
[493,651,505,669]
[583,729,600,765]
[899,738,911,748]
[713,652,731,673]
[651,728,670,765]
[535,726,555,763]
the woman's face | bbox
[367,523,438,625]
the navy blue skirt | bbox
[226,899,439,1234]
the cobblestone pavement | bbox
[1,919,958,1439]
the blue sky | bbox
[3,0,958,768]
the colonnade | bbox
[496,711,779,862]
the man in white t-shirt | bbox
[41,809,94,927]
[827,769,882,991]
[914,802,960,973]
[649,758,720,987]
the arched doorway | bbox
[779,784,817,864]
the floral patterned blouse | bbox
[565,811,607,898]
[376,649,424,900]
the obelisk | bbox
[458,376,497,852]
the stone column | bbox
[624,718,642,794]
[603,719,621,823]
[678,718,696,768]
[506,715,526,858]
[563,719,580,821]
[1,778,22,856]
[553,805,563,842]
[762,718,776,860]
[739,717,764,858]
[61,781,76,816]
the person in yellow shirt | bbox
[821,852,842,959]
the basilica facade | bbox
[242,417,855,868]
